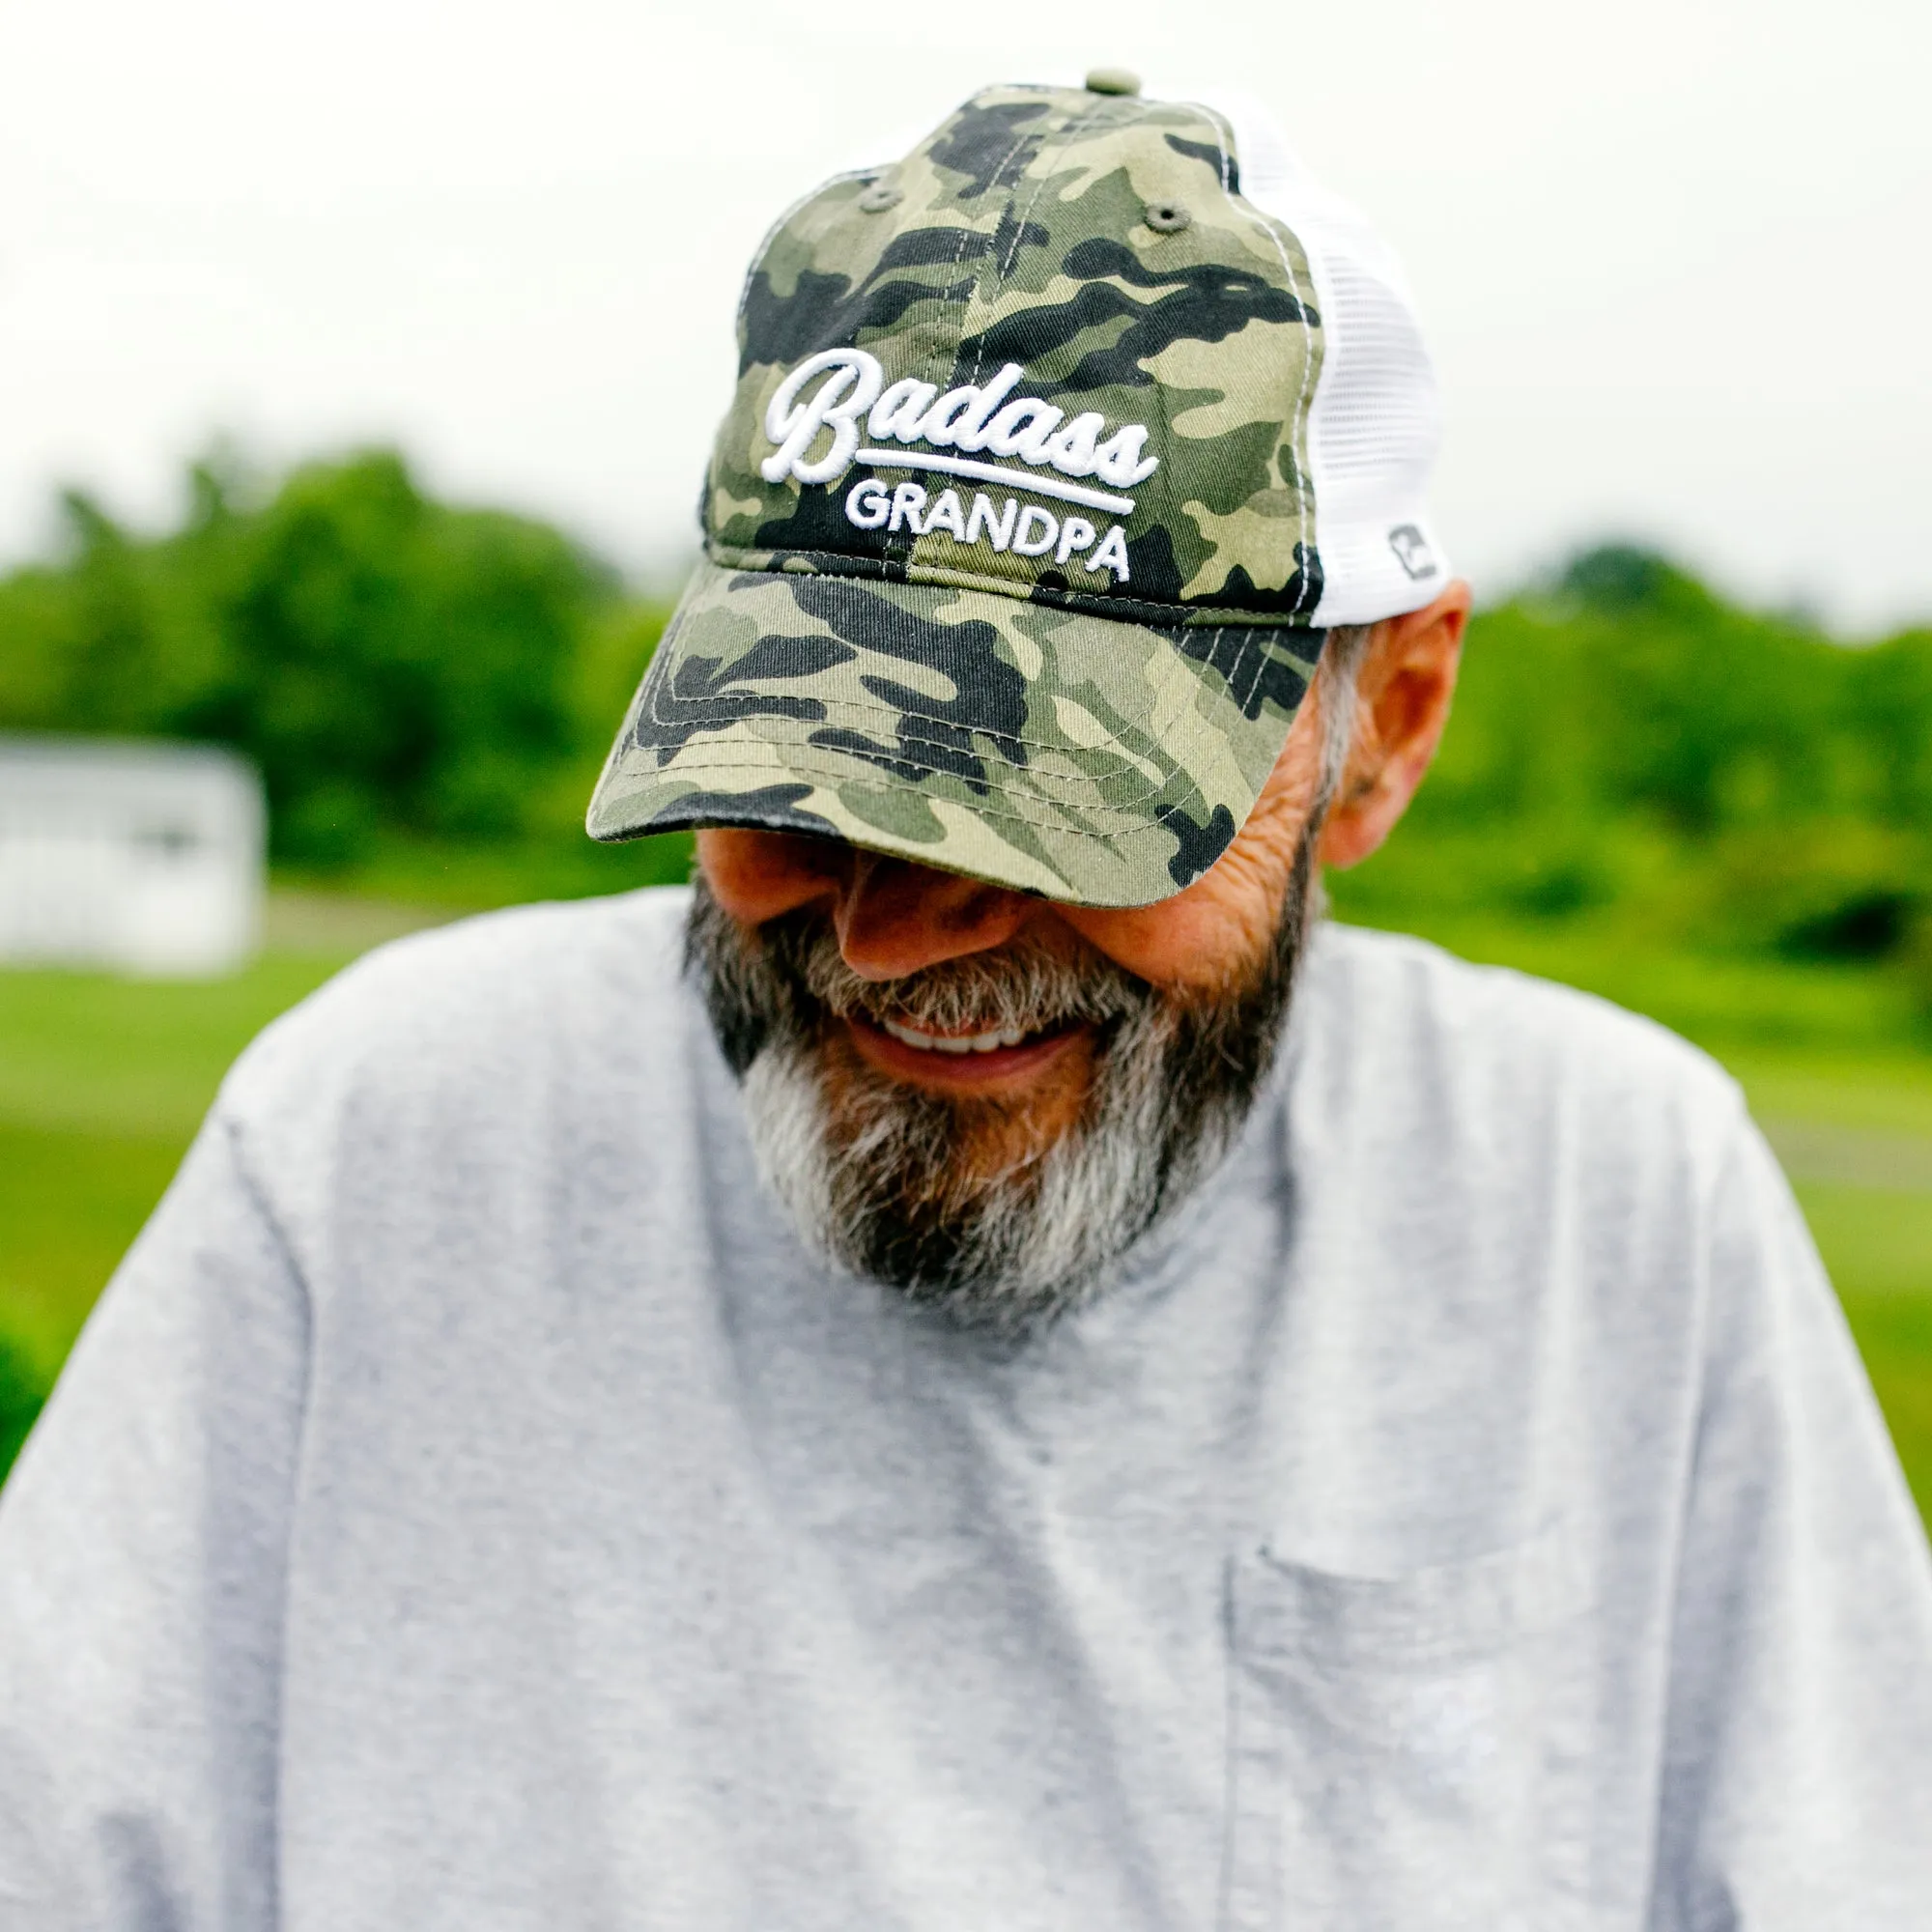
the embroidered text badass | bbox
[759,349,1153,584]
[759,350,1156,501]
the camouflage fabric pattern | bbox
[711,82,1327,616]
[588,83,1336,908]
[587,562,1325,906]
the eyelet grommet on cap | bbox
[856,181,903,213]
[1144,201,1191,233]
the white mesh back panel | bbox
[827,85,1449,627]
[1200,92,1450,624]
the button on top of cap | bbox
[1084,67,1141,97]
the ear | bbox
[1317,580,1471,870]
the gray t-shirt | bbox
[2,889,1928,1930]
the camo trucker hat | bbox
[586,74,1449,908]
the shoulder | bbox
[218,885,703,1141]
[1293,923,1747,1192]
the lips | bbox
[843,1011,1083,1086]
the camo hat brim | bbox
[586,78,1446,908]
[585,557,1325,909]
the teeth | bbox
[879,1017,1035,1056]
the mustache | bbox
[789,921,1151,1040]
[686,885,1159,1077]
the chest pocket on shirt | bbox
[1221,1520,1592,1932]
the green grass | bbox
[1725,1051,1932,1141]
[2,898,1929,1525]
[0,931,363,1389]
[0,952,359,1139]
[0,1122,192,1376]
[1840,1290,1932,1520]
[1799,1183,1932,1520]
[1795,1183,1932,1299]
[1323,900,1929,1058]
[275,827,696,920]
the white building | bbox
[0,734,265,977]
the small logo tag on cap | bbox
[1388,524,1438,580]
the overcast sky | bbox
[2,0,1926,633]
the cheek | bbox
[697,829,844,924]
[1061,884,1268,991]
[1063,706,1324,988]
[1056,806,1313,990]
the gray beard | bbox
[684,835,1321,1336]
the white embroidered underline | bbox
[852,450,1136,517]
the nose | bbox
[833,851,1032,981]
[696,827,1036,981]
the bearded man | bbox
[2,75,1929,1932]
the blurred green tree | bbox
[2,465,1926,955]
[1335,543,1932,961]
[0,450,628,865]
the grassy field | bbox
[2,889,1929,1525]
[0,927,373,1377]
